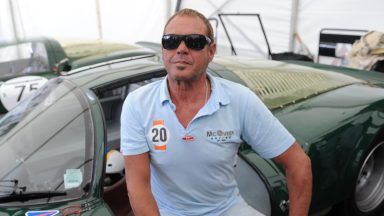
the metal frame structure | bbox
[217,13,273,59]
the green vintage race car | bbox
[0,53,383,216]
[0,37,154,113]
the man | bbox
[121,8,312,216]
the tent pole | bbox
[95,0,103,40]
[207,0,232,18]
[9,0,19,41]
[289,0,299,52]
[165,0,172,19]
[175,0,182,12]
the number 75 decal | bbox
[14,82,40,102]
[0,76,48,111]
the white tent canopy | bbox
[1,0,383,60]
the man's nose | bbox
[176,41,189,54]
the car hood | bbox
[59,39,142,61]
[212,56,384,149]
[213,56,364,109]
[70,48,155,70]
[274,83,384,147]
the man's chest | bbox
[143,106,243,166]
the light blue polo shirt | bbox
[120,74,295,216]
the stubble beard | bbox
[169,67,204,84]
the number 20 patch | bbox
[149,119,170,151]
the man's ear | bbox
[208,43,216,61]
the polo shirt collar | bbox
[208,74,230,107]
[159,76,171,105]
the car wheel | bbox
[343,141,384,216]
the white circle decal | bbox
[0,76,48,111]
[148,120,170,151]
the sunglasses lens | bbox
[162,34,211,50]
[162,35,182,50]
[184,35,208,50]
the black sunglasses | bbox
[162,34,212,50]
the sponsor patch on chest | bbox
[206,129,235,142]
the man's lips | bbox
[170,56,192,65]
[175,61,192,66]
[171,60,192,65]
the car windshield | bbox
[0,77,94,206]
[0,42,49,76]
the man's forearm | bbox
[124,153,160,216]
[286,156,312,216]
[128,188,160,216]
[273,143,313,215]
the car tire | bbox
[338,141,384,216]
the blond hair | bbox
[164,8,214,42]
